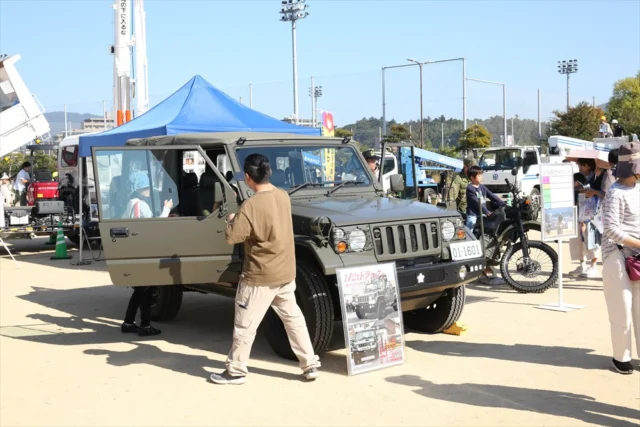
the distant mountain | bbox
[44,111,100,136]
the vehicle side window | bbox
[61,146,78,167]
[524,151,538,166]
[382,158,395,175]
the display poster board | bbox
[336,262,405,376]
[540,163,578,242]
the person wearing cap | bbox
[120,172,173,337]
[364,152,381,181]
[601,142,640,374]
[599,116,613,138]
[449,158,476,215]
[612,119,625,138]
[121,171,173,219]
[1,172,13,206]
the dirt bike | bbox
[473,174,559,294]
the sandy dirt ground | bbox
[1,238,639,426]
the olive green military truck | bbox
[90,132,484,359]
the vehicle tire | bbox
[149,285,183,321]
[377,300,386,319]
[392,299,398,312]
[500,240,558,294]
[424,188,437,204]
[263,260,334,361]
[355,307,367,320]
[530,188,541,220]
[67,234,80,246]
[403,286,465,333]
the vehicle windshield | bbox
[235,145,371,190]
[355,330,376,340]
[365,283,379,292]
[479,149,521,171]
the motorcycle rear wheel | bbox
[500,240,558,293]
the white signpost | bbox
[538,163,585,312]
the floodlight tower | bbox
[557,59,578,110]
[280,0,309,125]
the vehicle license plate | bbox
[450,240,482,261]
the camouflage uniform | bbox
[449,158,476,214]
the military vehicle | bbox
[351,328,379,365]
[353,274,398,320]
[89,132,485,360]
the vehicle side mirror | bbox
[516,156,523,168]
[389,174,405,192]
[511,167,519,176]
[214,182,224,204]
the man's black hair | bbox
[467,165,484,178]
[608,148,619,165]
[244,153,271,184]
[22,161,31,169]
[577,158,596,172]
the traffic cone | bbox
[45,232,56,245]
[50,222,72,260]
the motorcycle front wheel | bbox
[500,240,558,293]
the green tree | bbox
[382,124,411,144]
[607,71,640,136]
[1,151,57,179]
[458,124,492,153]
[334,128,354,138]
[548,102,605,141]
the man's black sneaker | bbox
[302,367,319,381]
[611,358,634,374]
[121,322,141,333]
[210,370,246,385]
[138,326,162,337]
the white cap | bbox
[1,173,9,180]
[612,119,618,124]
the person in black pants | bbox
[121,287,161,336]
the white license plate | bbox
[450,240,483,261]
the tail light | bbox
[27,186,35,206]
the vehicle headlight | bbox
[348,229,367,251]
[332,228,348,253]
[441,221,455,241]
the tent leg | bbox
[73,158,91,266]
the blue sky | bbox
[1,0,639,126]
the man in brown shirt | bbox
[209,153,320,385]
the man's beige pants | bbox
[226,280,320,377]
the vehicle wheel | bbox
[424,188,437,204]
[263,260,334,361]
[392,299,398,312]
[530,188,541,219]
[355,307,367,320]
[403,286,465,333]
[377,300,386,319]
[67,234,80,246]
[150,285,183,321]
[500,240,558,293]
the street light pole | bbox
[280,0,309,125]
[466,77,507,146]
[407,58,424,148]
[557,59,578,110]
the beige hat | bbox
[1,173,9,180]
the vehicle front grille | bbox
[372,221,440,261]
[485,184,511,194]
[354,295,369,304]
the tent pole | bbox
[72,157,91,266]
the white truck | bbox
[477,146,543,204]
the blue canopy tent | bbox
[78,75,319,157]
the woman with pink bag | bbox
[602,142,640,374]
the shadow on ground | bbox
[0,238,107,272]
[386,375,640,427]
[406,340,612,371]
[3,285,348,378]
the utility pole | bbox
[310,76,315,127]
[407,58,424,148]
[280,0,309,125]
[441,122,444,148]
[462,57,467,130]
[538,89,541,142]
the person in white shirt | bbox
[13,162,31,206]
[1,172,14,206]
[364,152,380,181]
[121,171,173,219]
[599,116,613,138]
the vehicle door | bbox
[91,145,238,287]
[380,155,397,192]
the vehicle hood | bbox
[291,196,458,226]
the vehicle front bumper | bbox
[396,257,485,311]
